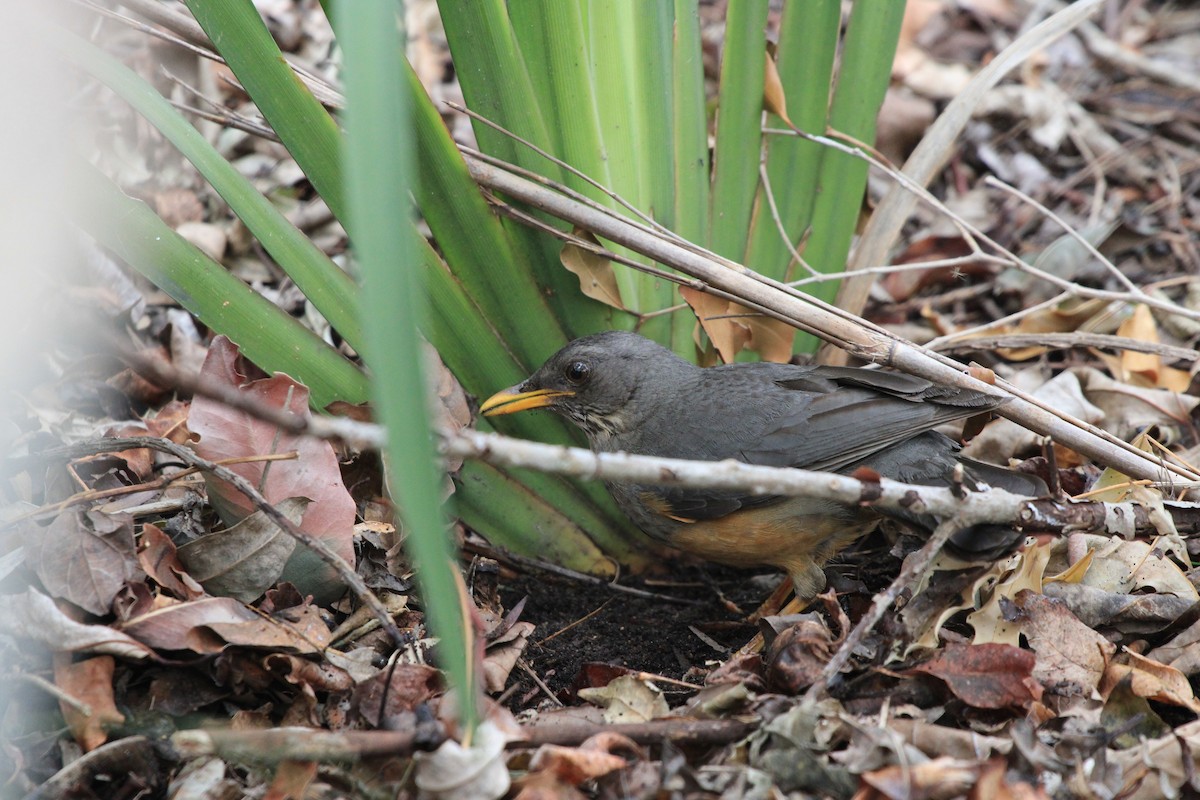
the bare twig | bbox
[172,718,756,764]
[934,332,1200,363]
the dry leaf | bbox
[763,46,793,128]
[55,656,125,752]
[560,229,624,310]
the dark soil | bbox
[494,534,907,709]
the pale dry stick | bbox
[465,144,688,251]
[935,332,1200,363]
[757,161,820,279]
[1066,125,1108,225]
[75,0,221,65]
[924,292,1072,352]
[789,254,1011,291]
[440,427,1200,535]
[836,0,1108,322]
[984,176,1139,295]
[464,155,1200,484]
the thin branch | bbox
[935,332,1200,362]
[983,175,1139,294]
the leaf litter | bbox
[5,0,1200,797]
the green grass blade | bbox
[708,0,768,259]
[456,461,654,573]
[743,0,840,280]
[337,0,476,731]
[407,64,570,370]
[670,0,709,354]
[802,0,904,306]
[185,0,347,223]
[510,0,610,199]
[436,0,559,178]
[74,163,368,408]
[434,0,617,337]
[61,31,365,353]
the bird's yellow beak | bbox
[480,386,574,416]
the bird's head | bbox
[480,331,683,440]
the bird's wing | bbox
[635,367,1003,523]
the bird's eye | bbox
[564,360,591,385]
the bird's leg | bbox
[787,557,829,605]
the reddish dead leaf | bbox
[187,336,356,600]
[908,642,1043,710]
[54,655,125,752]
[144,398,193,444]
[137,523,205,601]
[265,653,354,694]
[102,424,156,481]
[264,760,317,800]
[27,509,138,615]
[109,350,171,407]
[512,770,587,800]
[881,236,980,301]
[969,759,1051,800]
[560,229,625,310]
[118,596,260,654]
[1008,590,1114,698]
[205,602,331,654]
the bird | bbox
[480,331,1043,600]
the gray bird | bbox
[482,331,1043,599]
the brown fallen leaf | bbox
[578,675,669,724]
[137,523,205,601]
[763,44,793,128]
[1100,649,1200,713]
[908,642,1043,711]
[1009,590,1114,699]
[55,655,125,752]
[560,229,625,310]
[176,497,308,603]
[26,509,138,616]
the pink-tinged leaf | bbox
[187,336,356,602]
